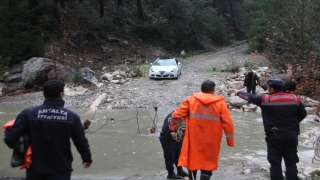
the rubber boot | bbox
[200,171,212,180]
[188,170,197,180]
[177,167,189,177]
[167,173,183,180]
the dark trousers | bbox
[246,86,256,94]
[159,135,183,173]
[188,170,212,180]
[265,133,299,180]
[26,169,72,180]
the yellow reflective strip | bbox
[226,133,234,138]
[171,119,180,124]
[190,113,220,121]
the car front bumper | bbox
[149,71,177,78]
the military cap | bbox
[266,78,284,86]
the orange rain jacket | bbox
[3,119,32,169]
[171,92,234,171]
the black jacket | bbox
[243,72,260,87]
[159,113,178,149]
[237,91,307,134]
[4,98,92,174]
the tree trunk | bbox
[28,0,39,26]
[137,0,144,20]
[99,0,104,17]
[53,0,63,38]
[226,0,245,40]
[118,0,123,7]
[59,0,65,8]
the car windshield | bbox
[152,59,177,66]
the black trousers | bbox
[246,86,256,94]
[265,132,299,180]
[26,169,72,180]
[159,134,183,173]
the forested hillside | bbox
[1,0,320,97]
[0,0,246,67]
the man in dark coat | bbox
[243,68,260,94]
[233,78,307,180]
[159,113,188,179]
[4,80,92,180]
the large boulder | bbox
[47,66,74,82]
[81,67,103,87]
[21,57,74,88]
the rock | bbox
[21,57,73,88]
[47,66,74,82]
[306,107,317,114]
[111,80,120,84]
[4,73,22,83]
[64,84,89,96]
[242,169,251,174]
[0,82,7,96]
[301,96,320,107]
[227,96,247,107]
[81,67,103,87]
[243,104,257,112]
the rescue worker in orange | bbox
[170,80,235,180]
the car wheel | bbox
[179,70,182,75]
[176,72,179,79]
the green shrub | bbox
[70,67,83,85]
[243,61,254,67]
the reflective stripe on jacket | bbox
[237,91,307,134]
[171,92,234,171]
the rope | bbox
[172,119,186,142]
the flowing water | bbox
[0,104,318,179]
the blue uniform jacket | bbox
[4,98,92,174]
[237,91,307,134]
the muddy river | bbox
[0,104,318,179]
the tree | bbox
[0,0,44,66]
[245,0,320,97]
[137,0,144,20]
[118,0,123,7]
[211,0,245,40]
[28,0,39,26]
[99,0,104,17]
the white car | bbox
[149,58,181,79]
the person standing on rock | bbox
[170,80,235,180]
[243,68,260,95]
[159,113,189,179]
[4,80,92,180]
[233,78,307,180]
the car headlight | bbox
[171,68,176,72]
[150,68,154,72]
